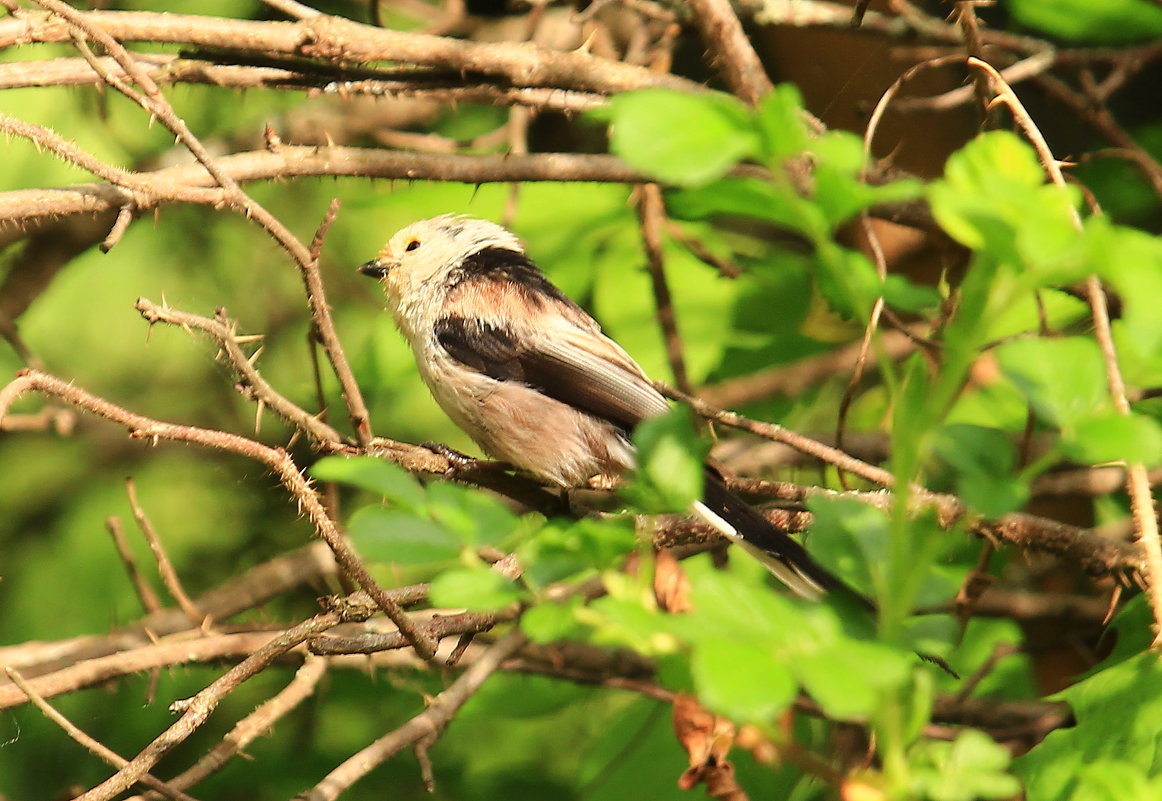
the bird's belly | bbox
[422,360,633,486]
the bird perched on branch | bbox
[359,214,864,605]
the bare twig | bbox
[698,326,924,408]
[135,299,345,445]
[72,612,349,801]
[302,630,527,801]
[636,184,692,395]
[686,0,772,105]
[0,8,702,95]
[134,655,329,799]
[125,478,206,627]
[0,370,436,659]
[5,668,202,801]
[105,516,163,614]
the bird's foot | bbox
[422,441,508,478]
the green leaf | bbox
[1090,220,1162,357]
[794,639,911,719]
[755,84,809,160]
[911,730,1022,801]
[518,518,637,589]
[310,456,425,512]
[930,132,1078,271]
[1064,411,1162,467]
[995,337,1110,428]
[621,407,708,513]
[1014,651,1162,801]
[428,566,524,611]
[1009,0,1162,43]
[1069,760,1162,801]
[932,424,1028,516]
[882,274,941,313]
[347,507,462,564]
[804,495,889,597]
[681,556,804,646]
[602,90,759,187]
[580,595,680,655]
[690,637,797,723]
[666,177,822,237]
[521,597,585,643]
[425,481,524,545]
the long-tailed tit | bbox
[359,214,859,602]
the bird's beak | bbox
[359,258,389,279]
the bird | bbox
[358,213,865,605]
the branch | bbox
[5,668,202,801]
[0,369,436,659]
[687,0,772,105]
[0,148,660,225]
[0,8,703,95]
[302,630,527,800]
[73,612,347,801]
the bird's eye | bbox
[405,239,421,252]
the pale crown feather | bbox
[374,215,525,341]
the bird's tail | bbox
[693,471,875,612]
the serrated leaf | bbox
[1014,651,1162,801]
[755,84,809,160]
[996,337,1110,428]
[911,730,1022,801]
[521,598,585,643]
[794,639,911,719]
[932,424,1029,516]
[425,481,523,545]
[882,274,941,313]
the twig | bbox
[135,299,345,445]
[72,612,350,801]
[698,325,924,408]
[302,630,527,801]
[0,149,695,226]
[134,655,328,799]
[714,477,1146,578]
[0,54,610,112]
[301,198,373,447]
[636,184,692,395]
[125,478,206,627]
[0,369,437,659]
[35,0,375,449]
[5,668,202,801]
[665,384,899,488]
[308,606,521,655]
[686,0,772,105]
[105,516,163,614]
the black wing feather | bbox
[434,316,645,430]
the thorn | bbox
[263,123,283,152]
[576,28,598,55]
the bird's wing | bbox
[434,312,669,430]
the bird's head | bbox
[359,214,524,306]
